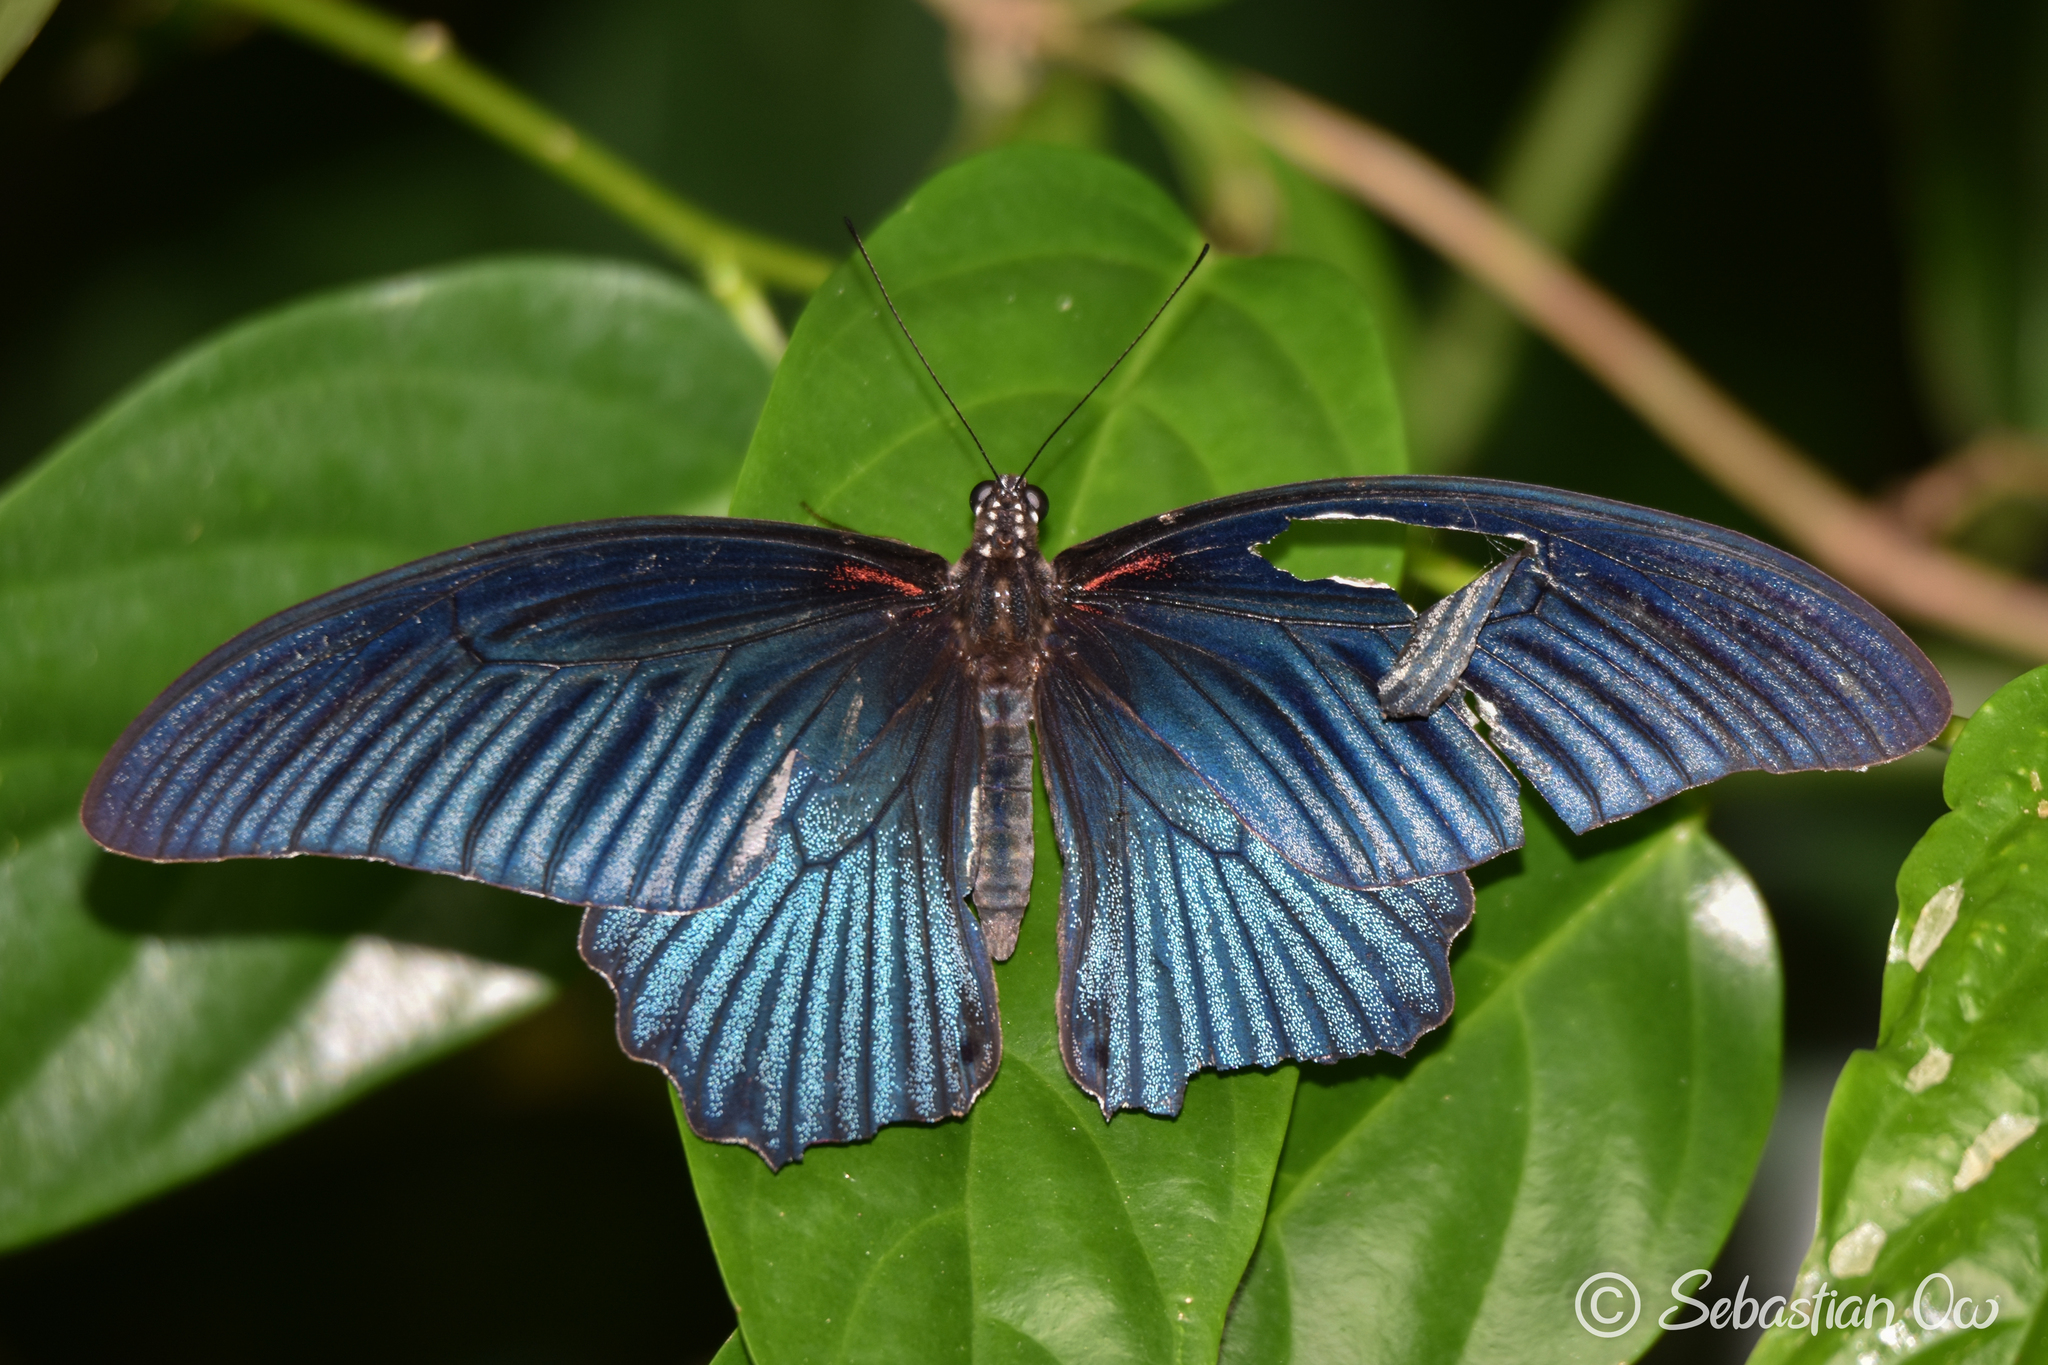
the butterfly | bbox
[80,237,1953,1170]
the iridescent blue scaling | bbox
[85,474,1951,1167]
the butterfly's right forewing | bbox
[1053,476,1951,845]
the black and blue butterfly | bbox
[81,239,1951,1170]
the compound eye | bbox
[1023,485,1048,522]
[970,480,997,511]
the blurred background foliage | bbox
[0,0,2039,1360]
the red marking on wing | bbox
[1078,552,1173,593]
[830,562,928,596]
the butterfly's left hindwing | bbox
[581,640,998,1169]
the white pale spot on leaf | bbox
[9,937,561,1167]
[1954,1113,2039,1191]
[401,20,450,62]
[251,939,546,1097]
[1690,870,1772,966]
[1907,881,1964,970]
[1904,1045,1953,1093]
[1828,1220,1886,1277]
[368,275,431,310]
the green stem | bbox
[1405,0,1694,469]
[1061,24,1278,251]
[213,0,835,360]
[0,0,59,83]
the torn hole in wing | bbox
[1254,512,1408,587]
[1402,527,1534,605]
[1255,517,1537,619]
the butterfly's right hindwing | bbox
[1036,654,1475,1118]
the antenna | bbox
[844,218,998,479]
[1021,242,1210,477]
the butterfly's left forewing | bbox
[85,517,955,913]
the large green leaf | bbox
[1752,667,2048,1363]
[0,257,769,1249]
[732,143,1408,581]
[1219,804,1783,1364]
[1265,153,1414,369]
[700,144,1408,1364]
[1887,0,2048,438]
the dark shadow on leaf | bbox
[1533,791,1697,859]
[1296,1038,1427,1095]
[1296,797,1695,1099]
[85,853,583,979]
[1469,847,1524,892]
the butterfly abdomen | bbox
[971,682,1034,960]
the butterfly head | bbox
[970,473,1047,560]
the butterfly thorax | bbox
[954,477,1053,652]
[950,473,1054,961]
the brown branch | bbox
[1888,430,2048,541]
[1241,75,2048,662]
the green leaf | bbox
[1219,803,1783,1364]
[0,257,769,1249]
[733,142,1407,577]
[0,0,56,83]
[1266,153,1414,369]
[1751,666,2048,1363]
[686,797,1295,1365]
[1124,0,1241,17]
[699,144,1408,1364]
[1886,1,2048,438]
